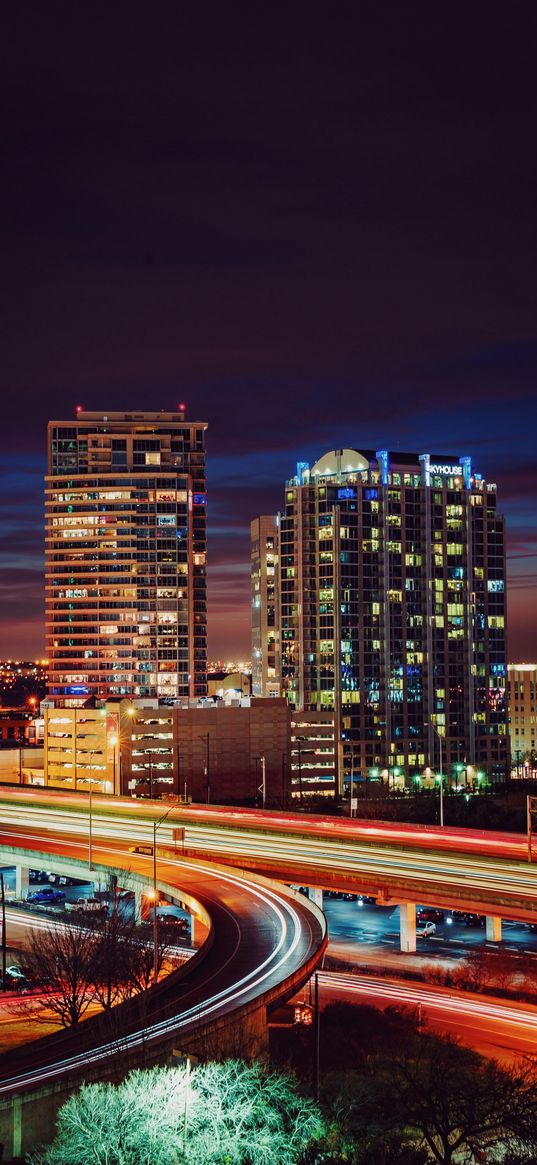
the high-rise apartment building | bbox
[251,515,279,697]
[46,409,207,705]
[255,447,509,794]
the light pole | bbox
[110,734,118,795]
[431,723,444,828]
[296,737,305,804]
[84,748,100,871]
[198,734,210,805]
[254,755,266,808]
[152,804,176,985]
[178,754,187,802]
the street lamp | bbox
[391,765,400,795]
[109,734,118,795]
[152,804,176,986]
[178,754,187,802]
[431,723,444,827]
[80,748,100,871]
[254,755,266,808]
[296,737,305,804]
[198,734,210,805]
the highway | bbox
[310,970,537,1063]
[1,787,535,1095]
[1,789,536,922]
[0,824,326,1096]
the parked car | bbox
[48,874,76,886]
[357,895,376,905]
[417,908,445,923]
[0,973,27,991]
[159,916,189,934]
[6,965,30,981]
[26,887,65,904]
[65,897,106,913]
[142,909,189,933]
[461,913,485,927]
[448,911,485,927]
[416,922,436,938]
[29,869,48,883]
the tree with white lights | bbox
[28,1061,324,1164]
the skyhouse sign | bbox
[430,463,462,475]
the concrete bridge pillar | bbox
[15,863,29,899]
[12,1092,22,1159]
[134,888,144,923]
[486,915,503,942]
[307,887,323,908]
[191,913,209,948]
[399,903,416,953]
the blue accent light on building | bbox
[460,456,472,488]
[375,449,389,485]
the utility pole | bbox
[527,795,537,862]
[198,733,210,804]
[431,723,444,828]
[297,737,305,804]
[152,805,176,985]
[314,971,320,1101]
[255,755,266,808]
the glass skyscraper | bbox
[256,447,509,795]
[45,409,207,705]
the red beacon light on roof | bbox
[178,402,186,411]
[76,405,84,413]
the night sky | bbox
[2,7,536,662]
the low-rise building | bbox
[508,663,537,774]
[43,697,338,804]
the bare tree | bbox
[387,1034,537,1164]
[21,917,98,1027]
[18,897,175,1031]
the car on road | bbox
[26,887,65,904]
[417,908,445,923]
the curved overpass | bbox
[0,814,326,1103]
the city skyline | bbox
[2,9,536,660]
